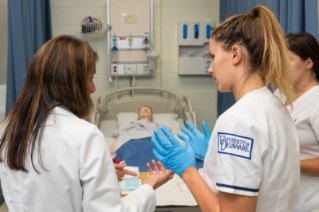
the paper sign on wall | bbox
[124,14,138,24]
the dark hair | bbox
[0,35,98,172]
[211,5,293,104]
[286,32,319,81]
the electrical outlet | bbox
[124,64,136,74]
[111,64,117,74]
[143,65,149,73]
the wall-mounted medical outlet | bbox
[107,0,156,78]
[111,64,118,74]
[124,64,137,74]
[111,64,125,75]
[110,63,150,76]
[143,64,148,73]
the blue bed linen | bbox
[114,137,204,172]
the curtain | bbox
[2,1,51,205]
[217,0,318,117]
[6,0,52,115]
[266,0,318,38]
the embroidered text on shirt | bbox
[218,132,254,159]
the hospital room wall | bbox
[49,0,219,129]
[0,0,219,129]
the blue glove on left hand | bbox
[177,121,210,160]
[151,126,197,177]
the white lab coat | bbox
[204,87,300,212]
[0,106,156,212]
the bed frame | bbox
[90,86,196,127]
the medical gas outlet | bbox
[107,0,157,77]
[111,64,150,75]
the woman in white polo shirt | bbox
[275,32,319,212]
[151,5,300,212]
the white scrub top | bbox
[204,87,300,212]
[276,85,319,212]
[0,106,156,212]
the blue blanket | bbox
[114,137,204,172]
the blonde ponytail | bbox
[212,5,293,104]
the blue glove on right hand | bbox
[151,126,197,177]
[177,121,210,160]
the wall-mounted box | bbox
[178,21,214,75]
[107,0,157,77]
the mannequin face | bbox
[138,106,153,121]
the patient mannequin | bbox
[109,106,159,180]
[138,106,153,121]
[109,105,192,174]
[108,106,157,156]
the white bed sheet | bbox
[100,119,185,148]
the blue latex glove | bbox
[151,126,197,177]
[177,121,210,160]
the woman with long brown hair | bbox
[0,35,172,212]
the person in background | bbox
[151,5,300,212]
[274,32,319,212]
[0,35,173,212]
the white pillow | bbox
[154,113,180,134]
[153,113,177,125]
[117,112,138,131]
[116,112,178,131]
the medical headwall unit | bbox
[107,0,157,77]
[178,21,214,75]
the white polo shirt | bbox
[276,85,319,212]
[204,87,300,212]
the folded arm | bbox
[300,157,319,175]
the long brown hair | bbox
[212,5,293,104]
[0,35,98,172]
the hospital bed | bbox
[90,87,201,170]
[90,87,202,209]
[91,86,197,143]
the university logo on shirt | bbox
[217,132,254,160]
